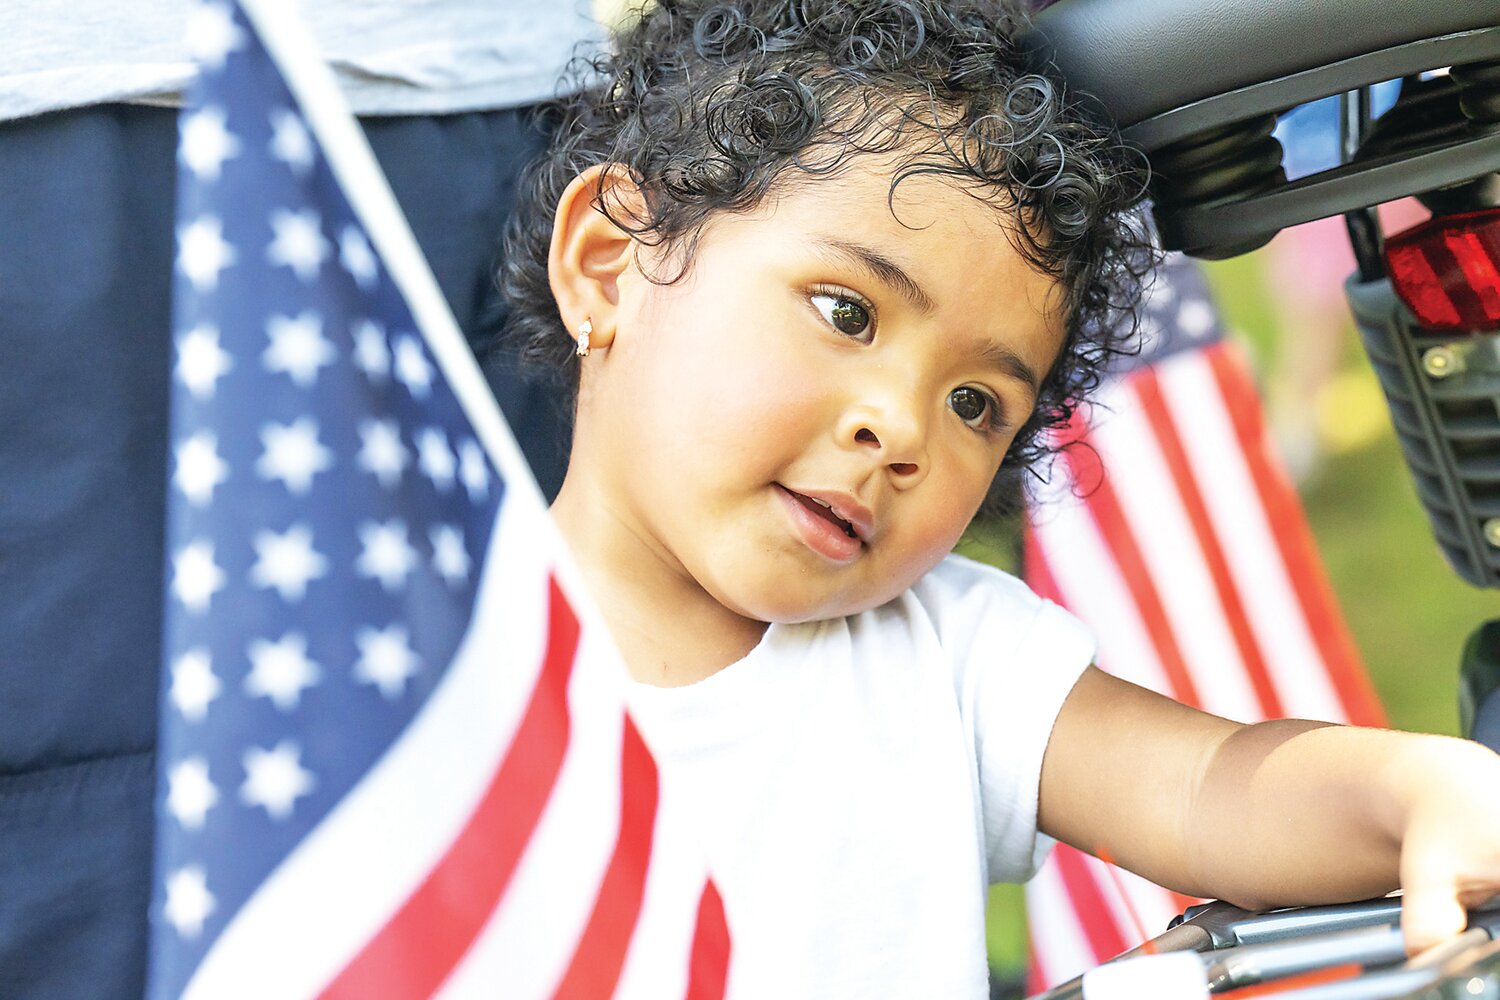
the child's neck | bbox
[550,475,769,688]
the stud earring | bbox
[575,317,593,358]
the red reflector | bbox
[1384,208,1500,332]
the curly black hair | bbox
[496,0,1153,515]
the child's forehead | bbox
[754,160,1036,276]
[751,155,1015,235]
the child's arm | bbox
[1037,666,1500,952]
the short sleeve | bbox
[911,556,1095,884]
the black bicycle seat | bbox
[1025,0,1500,257]
[1029,0,1496,137]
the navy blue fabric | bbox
[0,102,563,1000]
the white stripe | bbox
[612,771,711,1000]
[437,631,627,1000]
[1025,855,1101,988]
[1028,478,1173,695]
[1158,358,1348,722]
[1089,379,1260,721]
[183,498,551,999]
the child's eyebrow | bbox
[810,237,935,315]
[811,236,1040,397]
[977,342,1041,398]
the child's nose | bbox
[841,405,927,485]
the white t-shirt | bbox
[626,554,1096,999]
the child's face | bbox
[576,159,1066,625]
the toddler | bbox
[499,0,1500,995]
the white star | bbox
[176,323,234,401]
[241,740,315,821]
[353,624,421,699]
[1176,297,1216,339]
[257,417,333,494]
[356,519,417,592]
[184,2,244,69]
[170,647,221,723]
[340,226,378,289]
[178,105,240,181]
[266,208,329,283]
[392,335,433,399]
[166,756,219,830]
[172,539,225,614]
[263,311,334,388]
[352,320,390,382]
[268,107,314,176]
[458,439,490,502]
[177,215,236,291]
[416,427,456,492]
[357,418,408,488]
[249,523,327,601]
[163,865,216,940]
[430,524,470,586]
[244,632,321,711]
[174,431,229,507]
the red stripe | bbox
[552,716,661,999]
[1059,418,1202,706]
[1129,366,1285,721]
[1025,940,1047,997]
[320,576,581,1000]
[683,880,732,1000]
[1204,347,1386,727]
[1053,846,1131,962]
[1092,849,1153,947]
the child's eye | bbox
[949,386,1001,430]
[810,290,874,342]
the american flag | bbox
[149,2,730,997]
[1021,253,1387,990]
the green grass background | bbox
[973,246,1499,985]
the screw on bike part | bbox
[1422,345,1463,378]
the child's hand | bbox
[1394,737,1500,953]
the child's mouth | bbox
[797,494,858,538]
[774,484,871,563]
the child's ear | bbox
[547,164,645,353]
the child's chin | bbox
[733,581,905,626]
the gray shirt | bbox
[1,0,605,121]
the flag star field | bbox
[154,3,501,991]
